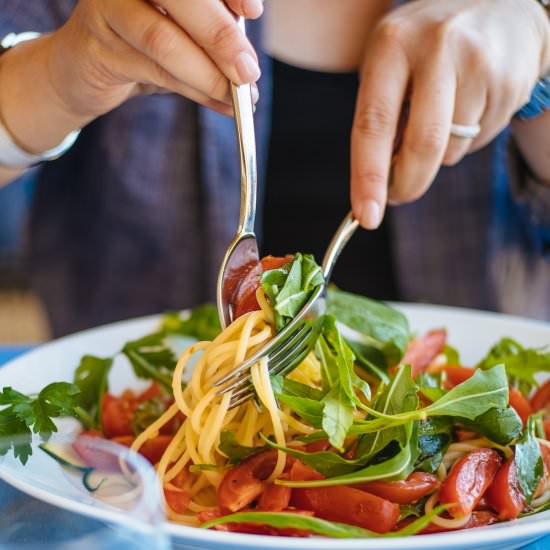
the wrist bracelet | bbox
[0,32,81,169]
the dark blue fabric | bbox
[2,0,550,338]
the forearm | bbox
[512,112,550,185]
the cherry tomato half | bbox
[439,448,502,518]
[257,482,292,512]
[355,472,439,504]
[509,388,533,426]
[231,256,293,319]
[485,457,525,520]
[443,366,475,388]
[531,379,550,413]
[218,450,279,512]
[291,485,400,534]
[401,329,447,378]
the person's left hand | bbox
[351,0,550,229]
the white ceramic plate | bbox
[1,303,550,550]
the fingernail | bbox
[251,84,260,104]
[236,52,261,83]
[358,199,382,229]
[243,0,263,18]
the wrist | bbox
[0,34,91,155]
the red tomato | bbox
[485,457,525,520]
[101,383,170,438]
[136,382,163,403]
[218,450,279,512]
[509,388,533,426]
[439,448,502,518]
[231,255,293,319]
[304,439,331,453]
[101,393,135,438]
[401,329,447,377]
[164,468,192,514]
[531,379,550,413]
[164,484,191,514]
[355,472,439,504]
[232,263,263,319]
[111,434,172,465]
[291,485,400,534]
[288,459,324,482]
[443,366,475,388]
[544,420,550,441]
[257,482,292,511]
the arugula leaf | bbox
[322,384,354,451]
[277,394,323,427]
[422,365,508,420]
[201,506,447,538]
[358,365,418,460]
[260,253,324,331]
[350,365,508,437]
[0,383,80,464]
[459,406,522,445]
[218,431,266,464]
[326,288,410,366]
[443,344,460,365]
[477,338,550,392]
[202,511,377,538]
[122,332,177,390]
[73,355,113,428]
[415,417,452,473]
[515,416,544,502]
[161,304,221,341]
[264,438,362,477]
[417,372,446,403]
[282,424,418,488]
[270,375,324,401]
[348,340,390,384]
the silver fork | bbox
[216,211,360,409]
[216,17,259,330]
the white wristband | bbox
[0,31,81,169]
[0,119,80,169]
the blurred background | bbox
[0,172,49,344]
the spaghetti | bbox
[130,288,315,523]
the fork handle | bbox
[322,211,360,281]
[232,18,257,236]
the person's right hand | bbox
[46,0,263,119]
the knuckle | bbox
[142,20,177,60]
[376,19,404,46]
[355,170,387,190]
[468,46,491,75]
[407,122,447,156]
[209,19,241,50]
[354,101,395,139]
[206,71,229,100]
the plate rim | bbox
[1,302,550,549]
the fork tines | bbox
[216,319,321,409]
